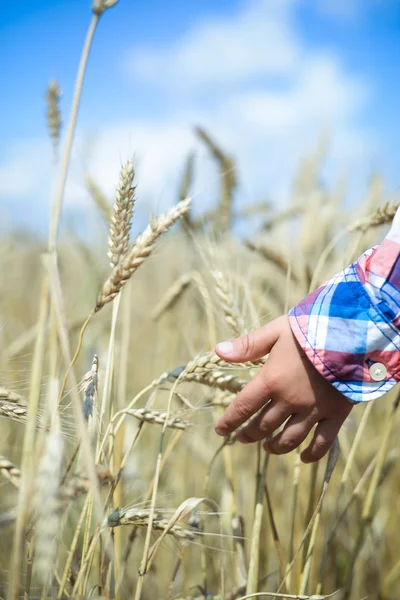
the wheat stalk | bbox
[96,197,191,310]
[108,159,136,267]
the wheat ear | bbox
[34,409,64,584]
[349,200,400,233]
[245,241,299,282]
[85,172,112,222]
[151,273,193,320]
[0,456,21,488]
[195,127,236,232]
[212,269,244,336]
[0,388,28,424]
[108,159,136,267]
[107,507,202,542]
[96,197,191,310]
[45,80,62,152]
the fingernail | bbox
[216,341,234,355]
[215,425,224,436]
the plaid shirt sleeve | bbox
[288,207,400,403]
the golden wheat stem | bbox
[9,280,49,600]
[58,310,95,405]
[48,14,100,252]
[246,454,268,594]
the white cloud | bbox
[0,0,377,223]
[127,0,300,91]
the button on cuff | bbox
[369,362,387,382]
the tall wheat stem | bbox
[48,14,100,251]
[9,281,49,600]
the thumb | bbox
[215,316,283,363]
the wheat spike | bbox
[349,200,400,233]
[179,152,195,231]
[0,387,28,424]
[262,205,304,231]
[212,269,244,336]
[195,127,237,233]
[34,411,64,584]
[151,273,193,320]
[123,407,191,430]
[96,197,191,311]
[85,172,112,222]
[245,241,300,282]
[92,0,119,15]
[107,507,202,542]
[45,80,62,150]
[162,365,248,394]
[0,456,21,488]
[79,354,99,421]
[108,159,136,267]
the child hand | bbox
[214,315,353,462]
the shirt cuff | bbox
[288,247,400,403]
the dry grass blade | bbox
[108,159,136,267]
[95,197,191,310]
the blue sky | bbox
[0,0,399,232]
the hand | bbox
[214,315,353,463]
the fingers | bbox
[236,401,292,443]
[300,419,341,463]
[264,413,317,455]
[215,370,274,436]
[215,317,282,363]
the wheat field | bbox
[1,2,400,599]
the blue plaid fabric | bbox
[288,207,400,403]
